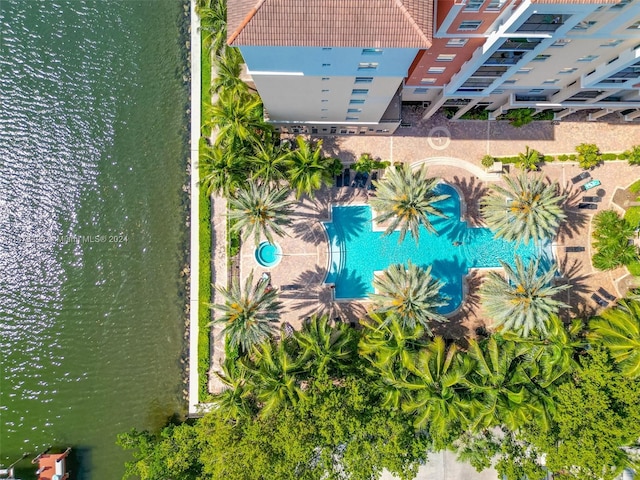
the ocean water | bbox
[0,0,189,477]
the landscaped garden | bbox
[117,1,640,479]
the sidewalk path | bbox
[188,0,201,416]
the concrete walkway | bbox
[188,0,201,416]
[381,451,499,480]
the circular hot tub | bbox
[255,241,282,268]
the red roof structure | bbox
[227,0,433,48]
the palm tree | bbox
[211,358,256,419]
[588,299,640,377]
[199,144,246,197]
[285,136,333,199]
[358,311,428,374]
[463,337,550,432]
[294,315,355,377]
[242,340,306,416]
[248,141,290,186]
[227,183,295,246]
[370,261,449,334]
[204,91,271,149]
[210,270,281,352]
[480,256,570,337]
[369,164,449,243]
[400,337,474,445]
[197,0,227,56]
[503,315,584,386]
[211,48,250,98]
[517,146,540,172]
[480,173,566,245]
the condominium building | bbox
[228,0,640,135]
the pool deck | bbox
[237,111,640,338]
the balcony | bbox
[499,39,540,51]
[484,52,525,65]
[516,14,569,33]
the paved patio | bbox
[237,113,640,336]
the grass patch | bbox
[627,261,640,276]
[197,34,213,402]
[628,179,640,194]
[624,206,640,228]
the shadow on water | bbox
[449,175,489,226]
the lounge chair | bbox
[578,203,598,210]
[281,284,302,291]
[357,172,369,188]
[591,293,609,308]
[368,171,378,191]
[571,171,591,184]
[581,179,601,191]
[597,287,616,302]
[342,168,350,187]
[351,172,364,188]
[565,246,586,252]
[335,173,343,188]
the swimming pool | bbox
[323,183,551,314]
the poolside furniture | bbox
[368,171,378,191]
[597,287,616,302]
[281,284,302,291]
[591,293,609,308]
[357,172,369,188]
[571,171,591,184]
[578,202,598,210]
[342,168,350,187]
[565,246,586,252]
[582,196,601,203]
[581,179,601,191]
[335,172,343,187]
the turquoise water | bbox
[0,1,188,478]
[324,184,548,313]
[255,242,282,267]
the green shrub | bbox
[569,154,577,161]
[618,152,629,161]
[543,155,555,163]
[532,110,555,121]
[460,107,490,120]
[558,154,570,162]
[576,143,601,169]
[481,155,495,168]
[443,107,457,119]
[592,209,637,271]
[601,153,618,161]
[627,260,640,276]
[351,153,390,173]
[628,180,640,194]
[505,108,534,127]
[625,145,640,165]
[624,205,640,228]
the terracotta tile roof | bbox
[227,0,433,48]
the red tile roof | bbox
[227,0,433,48]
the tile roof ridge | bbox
[394,0,432,48]
[228,0,268,46]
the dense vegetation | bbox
[118,309,640,480]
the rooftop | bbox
[227,0,433,48]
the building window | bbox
[322,63,331,67]
[611,0,631,9]
[414,88,428,93]
[436,54,456,62]
[420,78,436,84]
[459,20,482,31]
[530,88,544,93]
[349,99,365,104]
[428,67,446,74]
[573,21,597,30]
[446,38,468,47]
[486,0,506,10]
[577,55,599,62]
[355,77,373,84]
[517,67,532,74]
[362,48,383,55]
[542,79,559,84]
[351,89,369,95]
[465,0,484,11]
[628,21,640,29]
[322,77,330,81]
[551,39,571,47]
[322,47,332,51]
[347,108,362,113]
[532,54,550,62]
[558,67,578,74]
[503,79,517,84]
[346,116,360,121]
[321,89,330,92]
[600,39,623,47]
[358,62,379,70]
[321,108,328,111]
[321,99,329,103]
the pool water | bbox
[255,241,282,267]
[323,183,550,314]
